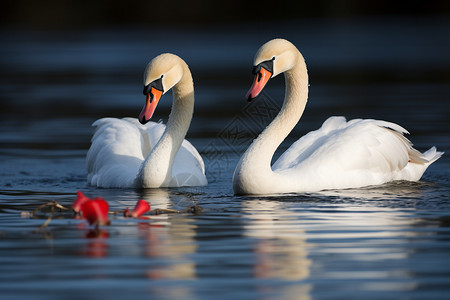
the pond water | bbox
[1,18,450,299]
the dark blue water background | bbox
[1,18,450,299]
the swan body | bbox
[87,54,207,188]
[233,39,442,195]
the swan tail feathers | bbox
[408,147,429,164]
[407,146,443,167]
[422,146,444,165]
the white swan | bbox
[233,38,442,195]
[87,53,207,188]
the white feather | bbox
[86,54,207,188]
[233,39,443,195]
[87,118,207,188]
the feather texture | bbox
[233,39,442,195]
[87,118,206,188]
[86,54,207,188]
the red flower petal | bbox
[72,191,90,213]
[81,198,109,226]
[124,199,150,218]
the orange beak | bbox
[139,87,163,124]
[246,67,272,102]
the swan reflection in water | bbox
[240,181,435,298]
[137,189,198,281]
[242,199,313,299]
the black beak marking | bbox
[143,77,164,96]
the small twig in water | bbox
[31,200,70,232]
[26,198,202,232]
[149,205,203,215]
[32,200,69,216]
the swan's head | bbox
[139,53,185,124]
[246,38,298,101]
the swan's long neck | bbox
[233,53,309,194]
[137,64,194,188]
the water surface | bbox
[1,18,450,299]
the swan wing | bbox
[273,116,351,170]
[123,118,207,187]
[171,139,208,186]
[87,118,150,188]
[87,118,166,188]
[273,116,430,186]
[122,117,167,157]
[87,117,206,188]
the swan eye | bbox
[161,75,164,78]
[272,56,276,60]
